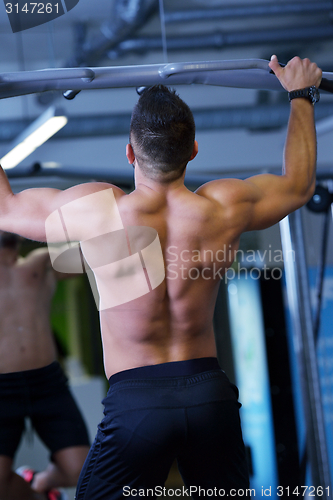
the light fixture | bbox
[0,106,67,169]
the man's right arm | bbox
[0,167,125,242]
[0,167,58,241]
[197,55,322,232]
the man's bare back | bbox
[0,243,57,373]
[0,54,323,500]
[0,55,322,382]
[99,181,243,377]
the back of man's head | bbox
[130,85,195,182]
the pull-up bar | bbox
[0,59,332,100]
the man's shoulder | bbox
[195,178,246,206]
[193,178,257,236]
[60,181,126,205]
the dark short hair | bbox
[130,84,195,182]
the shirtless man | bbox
[0,55,322,498]
[0,233,90,500]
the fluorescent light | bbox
[0,106,67,169]
[42,161,62,169]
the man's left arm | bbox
[196,55,322,232]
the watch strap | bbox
[288,86,320,104]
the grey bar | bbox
[280,212,332,498]
[164,1,333,23]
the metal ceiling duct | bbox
[70,0,158,66]
[164,1,333,24]
[107,23,333,59]
[69,0,333,66]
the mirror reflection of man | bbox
[0,232,90,500]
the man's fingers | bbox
[268,54,282,77]
[269,54,322,91]
[312,64,323,88]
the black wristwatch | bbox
[288,86,320,105]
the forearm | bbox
[268,55,321,203]
[283,98,317,200]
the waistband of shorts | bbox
[109,357,221,385]
[0,361,61,382]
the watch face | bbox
[309,86,320,103]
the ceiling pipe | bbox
[2,103,333,143]
[164,1,333,24]
[107,23,333,59]
[66,0,333,71]
[69,0,158,67]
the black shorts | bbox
[0,361,90,459]
[76,357,249,500]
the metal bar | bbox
[111,24,333,56]
[0,68,95,83]
[164,1,333,23]
[0,59,282,99]
[0,58,332,100]
[158,59,270,79]
[279,212,332,497]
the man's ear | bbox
[126,144,135,164]
[189,140,198,161]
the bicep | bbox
[3,181,124,243]
[197,174,309,233]
[3,187,61,241]
[242,173,310,231]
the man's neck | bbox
[134,164,187,194]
